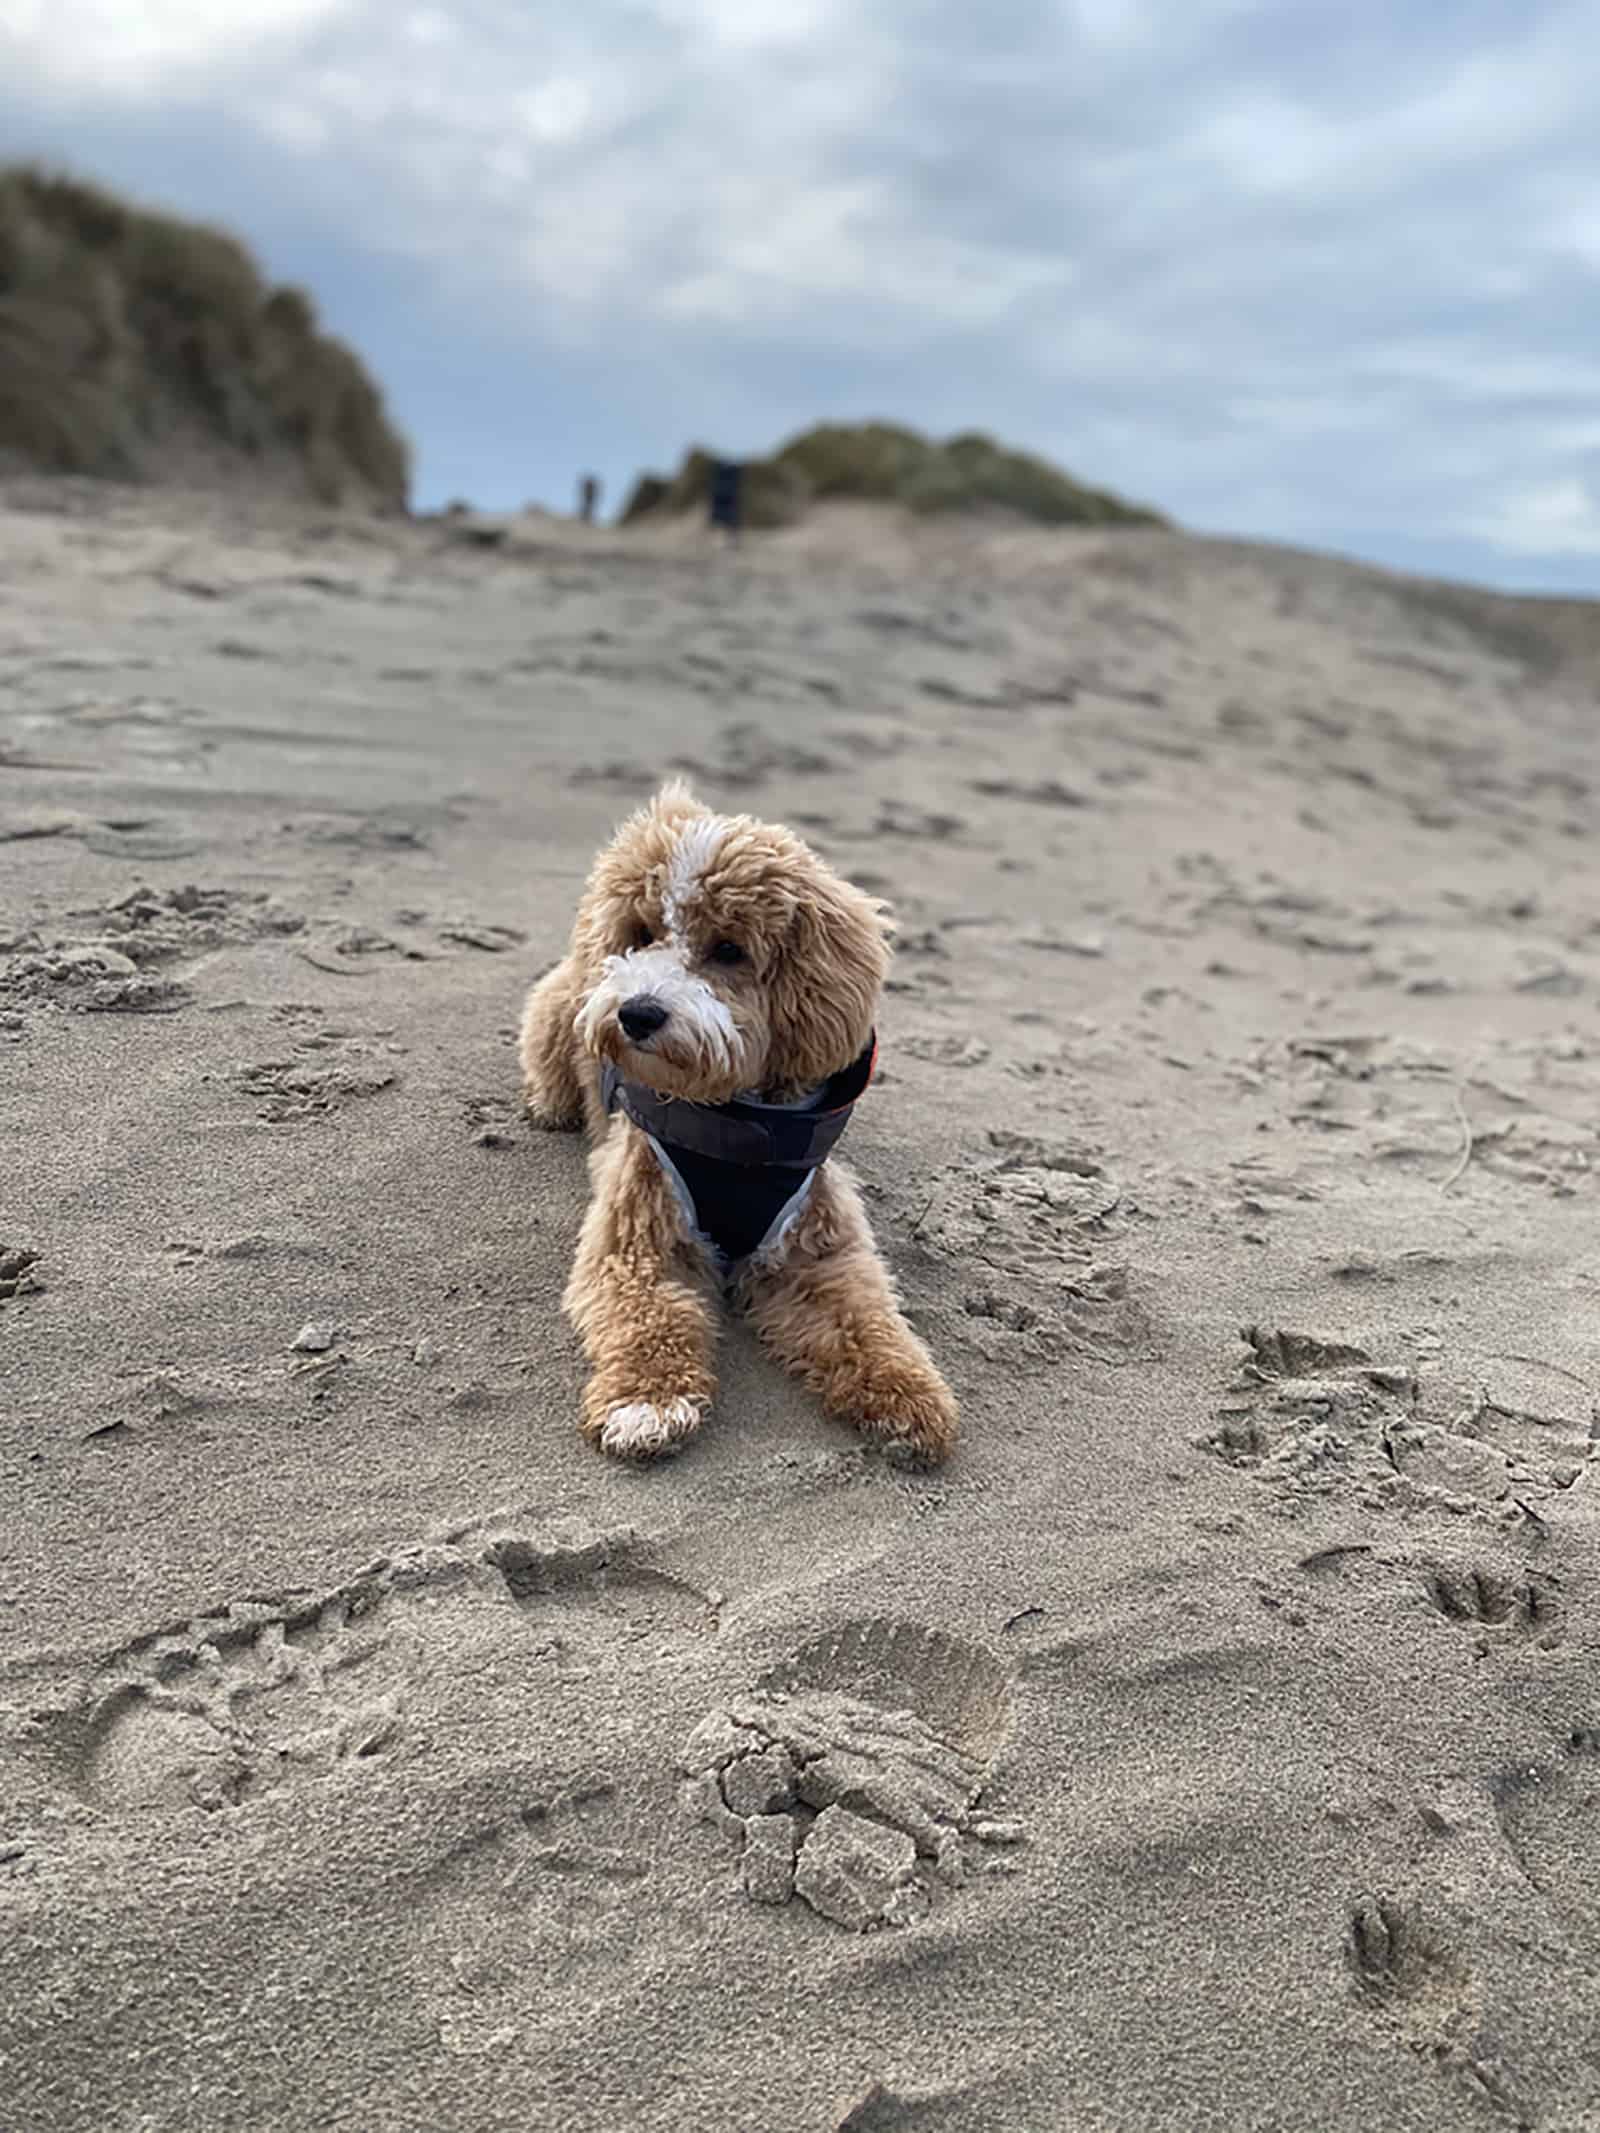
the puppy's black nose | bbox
[619,995,669,1042]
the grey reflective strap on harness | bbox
[599,1033,877,1171]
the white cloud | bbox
[1195,30,1590,202]
[402,8,456,47]
[1062,0,1153,50]
[653,0,847,49]
[1470,479,1600,556]
[518,79,595,147]
[2,0,350,94]
[1197,96,1344,195]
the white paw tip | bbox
[600,1398,702,1458]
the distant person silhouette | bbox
[577,473,600,524]
[708,460,742,542]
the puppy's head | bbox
[573,781,890,1102]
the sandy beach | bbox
[4,482,1600,2132]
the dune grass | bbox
[0,165,409,508]
[620,446,810,531]
[621,421,1165,531]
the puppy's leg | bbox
[519,958,585,1130]
[565,1125,717,1460]
[745,1166,957,1467]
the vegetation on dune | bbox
[620,445,810,531]
[0,165,410,509]
[620,420,1166,530]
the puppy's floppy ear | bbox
[767,866,891,1085]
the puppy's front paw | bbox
[866,1409,957,1469]
[594,1396,704,1463]
[851,1377,959,1469]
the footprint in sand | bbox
[1348,1894,1464,2001]
[1343,1831,1552,2122]
[473,1523,713,1655]
[825,725,909,762]
[899,1033,991,1069]
[1,883,306,1019]
[871,799,966,842]
[971,776,1093,810]
[567,760,659,791]
[910,1131,1155,1371]
[462,1092,531,1148]
[671,718,837,789]
[1205,1325,1595,1520]
[679,1618,1020,1930]
[411,1773,653,2056]
[918,1131,1120,1251]
[918,677,1032,709]
[236,1025,405,1120]
[1421,1563,1562,1644]
[1206,1329,1421,1500]
[854,608,987,652]
[433,919,528,955]
[50,1524,712,1816]
[1345,1896,1484,2063]
[1452,1355,1599,1493]
[0,1244,43,1301]
[1494,1734,1600,1961]
[62,1558,437,1814]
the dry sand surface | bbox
[4,482,1600,2133]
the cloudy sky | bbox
[5,0,1600,590]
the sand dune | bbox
[4,483,1600,2131]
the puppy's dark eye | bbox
[632,923,654,949]
[708,939,745,967]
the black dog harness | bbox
[601,1035,877,1276]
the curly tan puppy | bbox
[519,780,957,1467]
